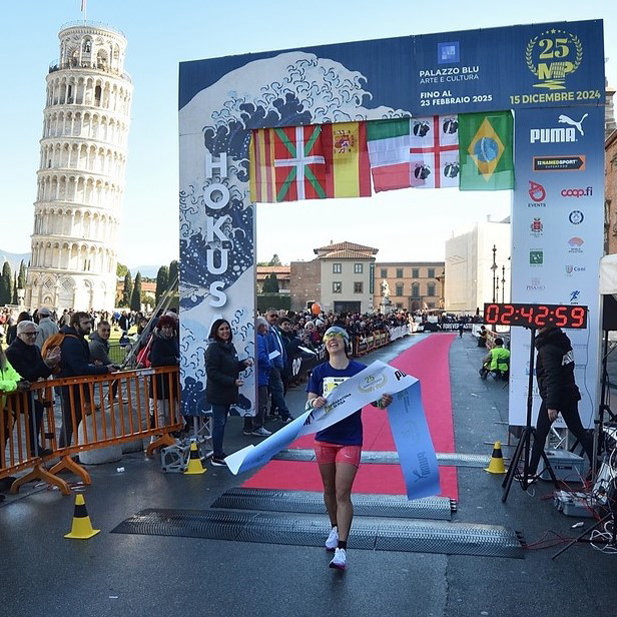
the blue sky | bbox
[1,0,615,268]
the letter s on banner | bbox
[209,281,226,307]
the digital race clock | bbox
[483,303,588,329]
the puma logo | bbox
[558,113,588,136]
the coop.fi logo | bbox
[526,29,582,90]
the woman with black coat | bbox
[529,324,594,475]
[205,318,252,467]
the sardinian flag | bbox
[409,115,459,188]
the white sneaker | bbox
[325,526,338,551]
[329,547,347,570]
[251,427,272,437]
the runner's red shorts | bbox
[314,442,362,467]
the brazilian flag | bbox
[458,111,514,190]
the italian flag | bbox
[366,118,412,192]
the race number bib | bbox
[322,376,348,398]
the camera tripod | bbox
[502,326,559,502]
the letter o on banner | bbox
[311,302,321,316]
[204,183,230,210]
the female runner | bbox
[306,326,391,570]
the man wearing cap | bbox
[35,307,59,351]
[6,320,61,456]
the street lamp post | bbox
[491,245,498,303]
[501,265,506,303]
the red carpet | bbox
[243,334,458,499]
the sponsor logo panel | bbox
[565,264,586,276]
[525,29,583,91]
[529,113,588,144]
[530,217,543,236]
[526,277,546,292]
[568,237,584,253]
[569,210,584,224]
[561,186,592,198]
[533,155,585,171]
[528,180,546,207]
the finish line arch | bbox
[178,20,605,428]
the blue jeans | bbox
[210,403,230,458]
[268,367,290,419]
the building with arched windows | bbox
[25,22,132,311]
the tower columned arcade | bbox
[25,21,132,311]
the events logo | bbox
[568,237,584,253]
[530,113,588,144]
[569,210,584,224]
[561,186,592,198]
[530,217,543,236]
[526,277,546,291]
[528,180,546,206]
[570,290,581,303]
[529,250,544,265]
[526,29,582,90]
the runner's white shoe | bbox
[325,526,338,551]
[329,547,347,570]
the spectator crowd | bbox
[1,301,418,489]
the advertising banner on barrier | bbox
[509,105,604,427]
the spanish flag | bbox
[322,122,371,199]
[249,122,371,203]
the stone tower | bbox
[25,22,132,311]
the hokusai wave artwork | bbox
[178,52,409,416]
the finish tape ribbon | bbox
[224,360,441,500]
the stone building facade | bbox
[444,218,511,313]
[373,262,444,312]
[290,241,377,313]
[25,22,132,311]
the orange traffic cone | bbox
[184,441,206,475]
[484,441,507,474]
[64,494,100,539]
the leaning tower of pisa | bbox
[25,22,132,312]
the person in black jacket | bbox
[205,318,252,467]
[148,316,179,437]
[529,324,594,475]
[57,311,112,448]
[5,320,61,456]
[5,311,31,346]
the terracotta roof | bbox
[256,266,290,274]
[314,240,378,255]
[320,249,376,259]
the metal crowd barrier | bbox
[351,331,391,357]
[0,366,181,496]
